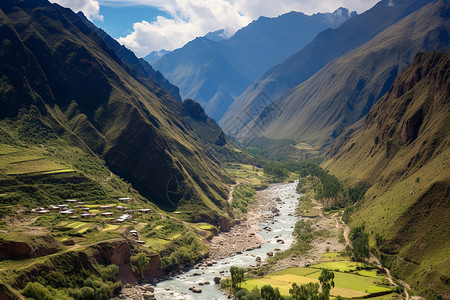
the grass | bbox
[225,163,269,188]
[196,223,216,230]
[311,261,361,272]
[0,144,21,155]
[145,237,171,252]
[243,266,394,298]
[101,224,119,231]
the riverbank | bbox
[267,211,345,273]
[208,184,282,259]
[151,181,300,299]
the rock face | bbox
[144,253,165,279]
[0,235,59,259]
[93,239,131,265]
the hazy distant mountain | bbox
[323,51,450,295]
[236,0,449,148]
[204,29,228,42]
[144,49,171,64]
[221,0,435,135]
[151,8,355,121]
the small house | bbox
[81,213,91,218]
[101,212,114,217]
[100,205,115,210]
[118,197,134,203]
[65,199,79,203]
[138,209,152,213]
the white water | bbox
[154,181,300,299]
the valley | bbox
[0,0,448,299]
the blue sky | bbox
[51,0,381,57]
[92,5,169,38]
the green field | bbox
[0,144,74,175]
[225,163,269,188]
[242,254,395,298]
[242,266,393,298]
[196,223,217,230]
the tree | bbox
[290,282,320,300]
[349,226,369,263]
[230,266,245,290]
[318,269,335,300]
[261,284,281,300]
[131,252,150,278]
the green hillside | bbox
[323,51,450,297]
[0,0,233,224]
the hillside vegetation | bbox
[323,51,450,297]
[0,0,233,224]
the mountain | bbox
[221,0,436,136]
[0,0,233,224]
[144,49,171,64]
[235,0,450,148]
[322,51,450,296]
[78,13,181,102]
[152,8,355,121]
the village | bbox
[27,197,154,244]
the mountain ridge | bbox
[323,50,450,296]
[221,0,436,135]
[0,0,232,224]
[230,0,449,148]
[152,8,355,121]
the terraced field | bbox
[0,144,73,175]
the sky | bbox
[50,0,381,57]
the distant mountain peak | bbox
[333,7,356,17]
[205,29,229,42]
[144,49,171,64]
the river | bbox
[153,181,300,299]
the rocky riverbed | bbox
[208,185,285,259]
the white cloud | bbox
[104,0,380,56]
[114,0,251,57]
[51,0,103,21]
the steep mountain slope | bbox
[77,12,181,102]
[153,8,354,121]
[0,0,232,223]
[238,0,450,147]
[221,0,435,134]
[155,36,251,120]
[323,51,449,296]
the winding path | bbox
[336,217,410,300]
